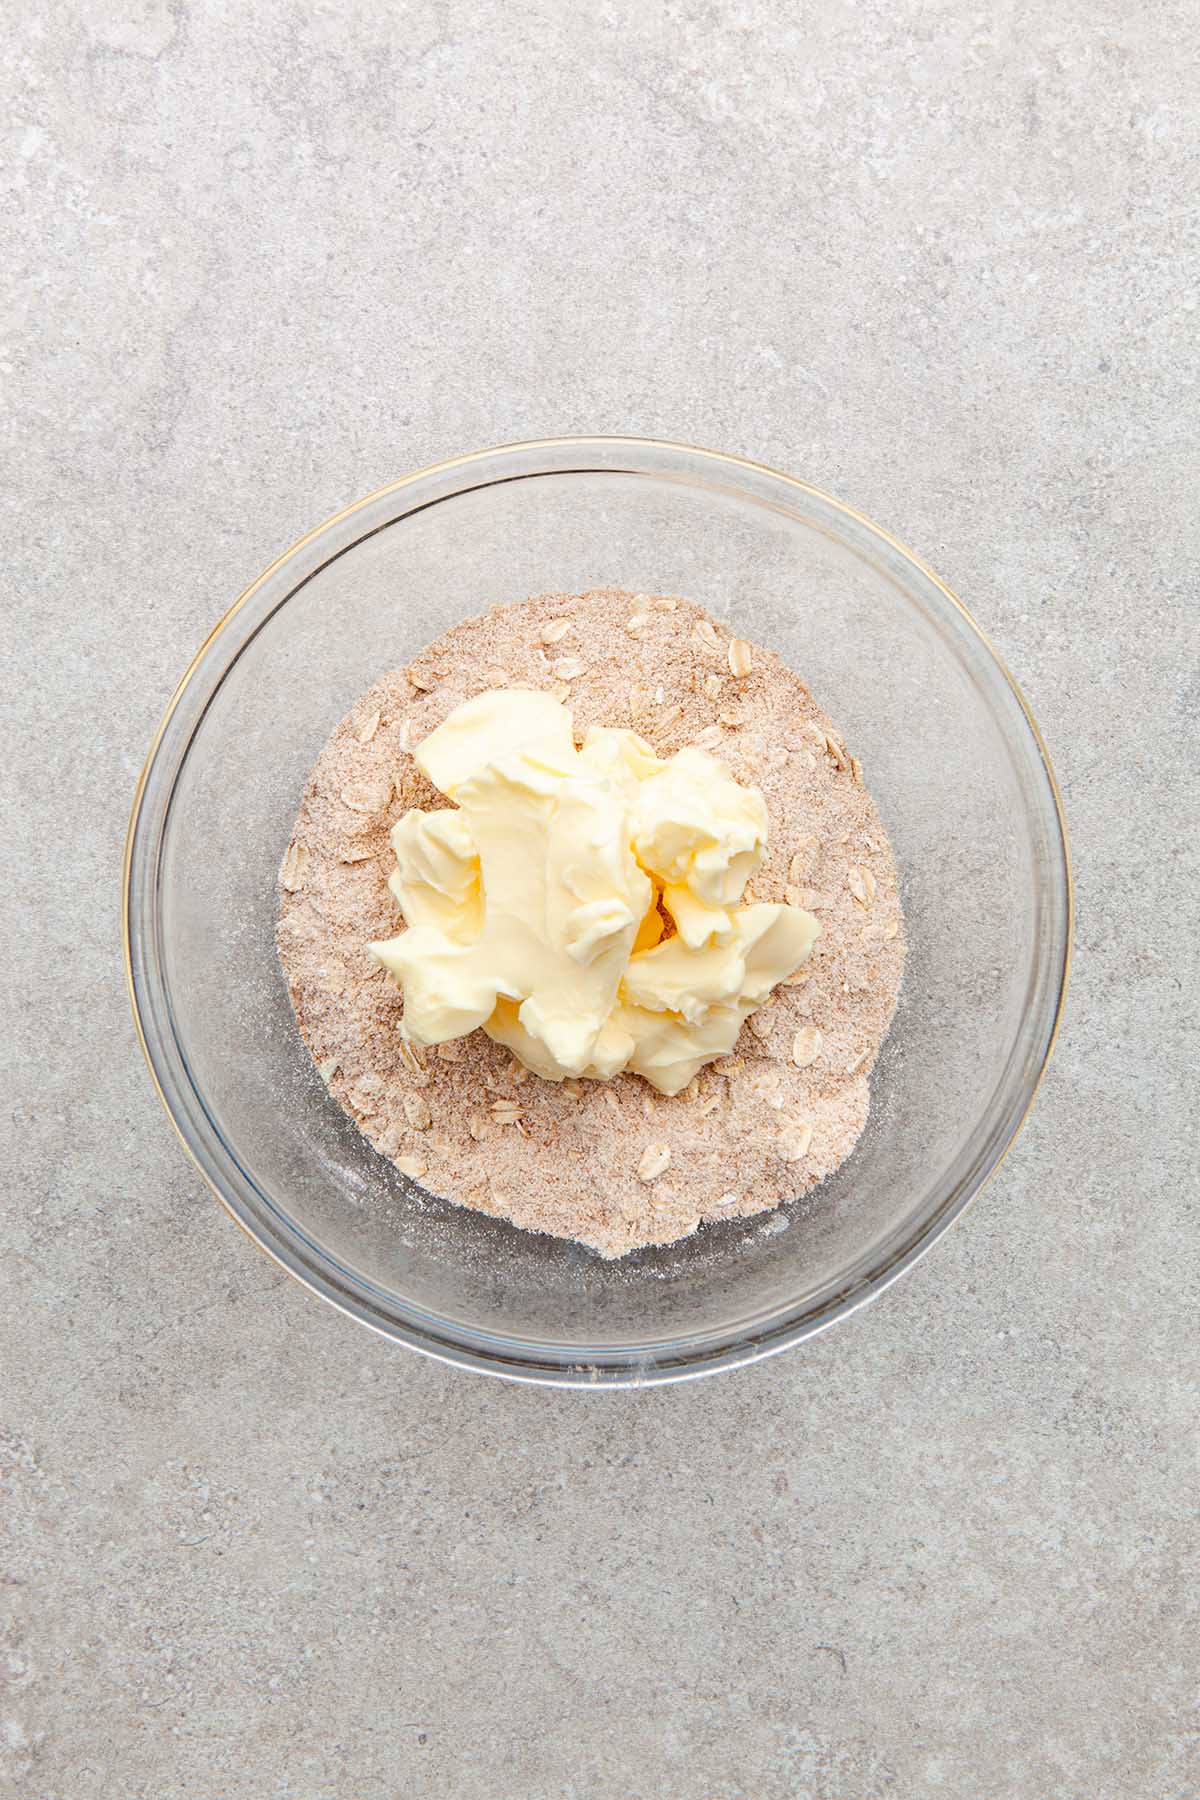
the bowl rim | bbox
[123,434,1073,1386]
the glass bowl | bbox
[124,438,1071,1386]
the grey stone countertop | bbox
[4,5,1196,1797]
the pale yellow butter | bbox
[370,689,819,1095]
[387,809,481,942]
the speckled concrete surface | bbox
[4,4,1198,1796]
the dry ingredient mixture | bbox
[277,589,906,1257]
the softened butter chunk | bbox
[632,746,768,909]
[369,689,818,1092]
[414,687,575,797]
[388,809,481,942]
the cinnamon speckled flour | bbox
[276,590,905,1257]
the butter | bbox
[387,808,481,942]
[633,746,769,907]
[415,687,577,796]
[370,689,819,1094]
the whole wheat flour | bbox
[276,590,906,1257]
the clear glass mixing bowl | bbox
[124,438,1071,1385]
